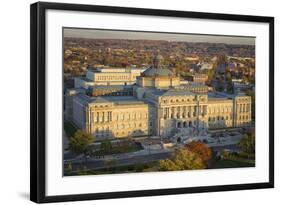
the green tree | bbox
[69,130,94,155]
[100,139,113,154]
[65,162,73,175]
[104,159,117,171]
[238,132,255,158]
[159,149,205,171]
[226,71,232,82]
[77,166,89,175]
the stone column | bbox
[85,106,90,133]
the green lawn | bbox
[92,143,143,156]
[64,121,77,138]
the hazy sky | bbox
[64,28,255,45]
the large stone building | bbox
[74,67,146,88]
[65,55,252,139]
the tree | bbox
[206,64,216,84]
[185,141,212,164]
[65,162,73,175]
[159,149,206,171]
[226,71,232,82]
[100,139,113,154]
[104,159,117,171]
[238,132,255,158]
[69,130,94,155]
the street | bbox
[65,151,171,172]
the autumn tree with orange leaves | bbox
[185,141,212,164]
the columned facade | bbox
[66,54,252,139]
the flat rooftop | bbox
[149,88,195,97]
[102,96,146,105]
[73,94,146,106]
[89,85,133,90]
[208,92,246,99]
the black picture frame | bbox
[30,1,274,203]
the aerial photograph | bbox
[63,28,255,176]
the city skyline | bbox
[64,28,255,45]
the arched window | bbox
[177,122,181,128]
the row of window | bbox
[96,75,129,81]
[95,122,147,131]
[207,115,250,122]
[238,104,251,113]
[164,106,207,113]
[238,115,250,121]
[93,112,148,122]
[94,112,112,123]
[162,98,196,104]
[116,113,148,121]
[208,116,231,122]
[93,91,133,97]
[176,121,194,128]
[164,112,201,119]
[95,129,148,137]
[208,107,232,114]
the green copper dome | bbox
[142,54,174,77]
[142,67,174,77]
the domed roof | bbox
[154,54,164,61]
[142,67,174,77]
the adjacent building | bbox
[186,73,208,84]
[74,67,146,88]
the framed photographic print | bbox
[30,1,274,203]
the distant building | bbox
[233,81,253,93]
[198,62,213,70]
[185,56,199,61]
[87,85,133,97]
[186,63,200,73]
[184,83,209,94]
[186,74,208,84]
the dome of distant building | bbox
[142,67,174,77]
[142,54,174,77]
[152,54,164,68]
[154,54,164,62]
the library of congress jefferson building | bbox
[65,55,252,139]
